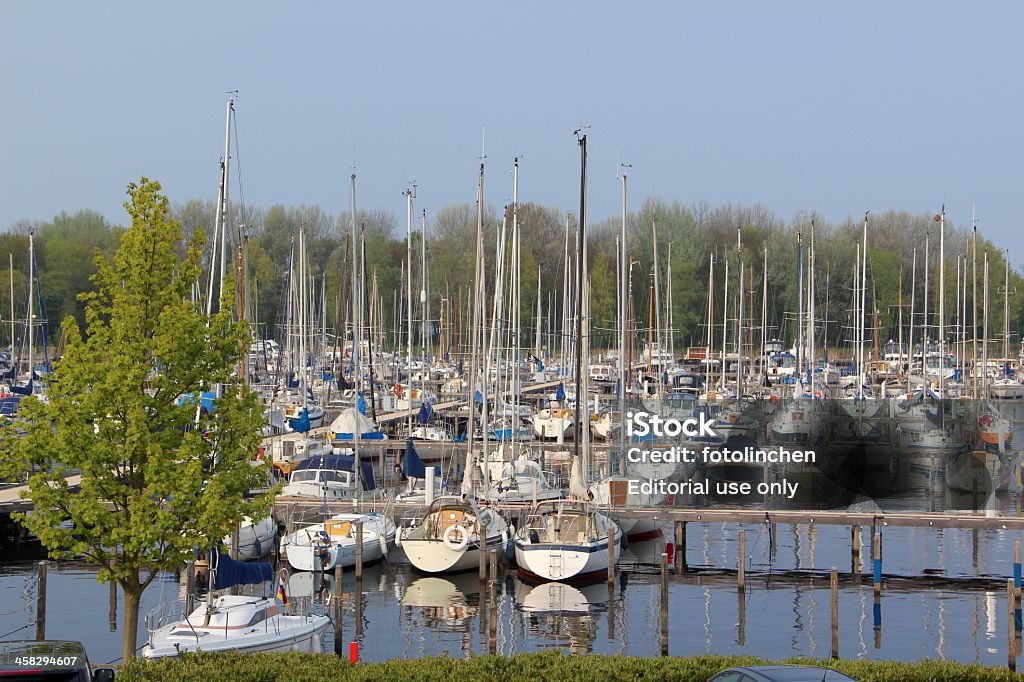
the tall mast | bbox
[461,161,485,497]
[573,133,587,458]
[859,212,868,398]
[404,184,415,435]
[760,246,767,378]
[1004,251,1010,361]
[736,225,744,396]
[26,232,34,390]
[938,206,945,398]
[618,167,628,474]
[350,172,361,493]
[972,216,978,399]
[908,249,917,383]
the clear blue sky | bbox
[2,1,1020,264]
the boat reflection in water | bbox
[515,580,609,654]
[401,573,481,630]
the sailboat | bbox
[281,511,395,572]
[400,495,508,574]
[143,552,329,657]
[514,134,621,584]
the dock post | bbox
[479,582,487,636]
[873,590,882,649]
[830,567,839,660]
[737,529,746,592]
[354,579,363,638]
[1010,578,1018,671]
[872,530,882,596]
[607,525,616,584]
[333,564,344,655]
[108,579,117,632]
[607,581,616,640]
[35,561,46,641]
[489,547,499,579]
[737,586,747,645]
[488,564,497,653]
[674,521,686,573]
[1015,538,1022,638]
[354,521,364,580]
[851,525,862,583]
[479,534,488,582]
[660,552,669,655]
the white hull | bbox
[283,513,395,572]
[514,538,611,582]
[143,595,329,659]
[224,516,277,561]
[401,499,508,574]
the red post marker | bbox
[349,640,359,664]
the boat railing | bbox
[144,600,187,635]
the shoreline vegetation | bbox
[117,650,1021,681]
[5,201,1020,354]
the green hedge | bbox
[117,650,1020,682]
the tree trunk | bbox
[122,584,142,662]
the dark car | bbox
[0,640,114,682]
[708,665,859,682]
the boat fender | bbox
[379,528,390,556]
[395,526,403,548]
[619,532,629,550]
[443,524,469,551]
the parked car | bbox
[708,665,859,682]
[0,640,114,681]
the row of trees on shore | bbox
[4,196,1021,357]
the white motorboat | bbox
[279,453,377,501]
[282,512,395,572]
[513,498,619,583]
[144,593,328,658]
[144,553,329,658]
[400,496,508,574]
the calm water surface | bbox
[1,519,1022,668]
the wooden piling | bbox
[660,552,669,656]
[35,561,46,641]
[354,576,363,638]
[873,592,882,649]
[607,582,615,640]
[674,521,686,573]
[479,531,488,582]
[108,580,117,632]
[488,574,497,652]
[489,548,498,580]
[607,525,616,584]
[333,563,344,655]
[1010,578,1017,671]
[872,530,882,596]
[851,525,862,583]
[830,567,839,660]
[354,521,364,579]
[737,586,746,646]
[737,529,746,592]
[185,561,195,614]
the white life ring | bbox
[442,524,469,551]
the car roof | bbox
[731,665,857,682]
[0,641,87,658]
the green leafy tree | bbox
[0,178,269,661]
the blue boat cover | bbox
[292,453,376,490]
[403,439,439,479]
[213,552,272,589]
